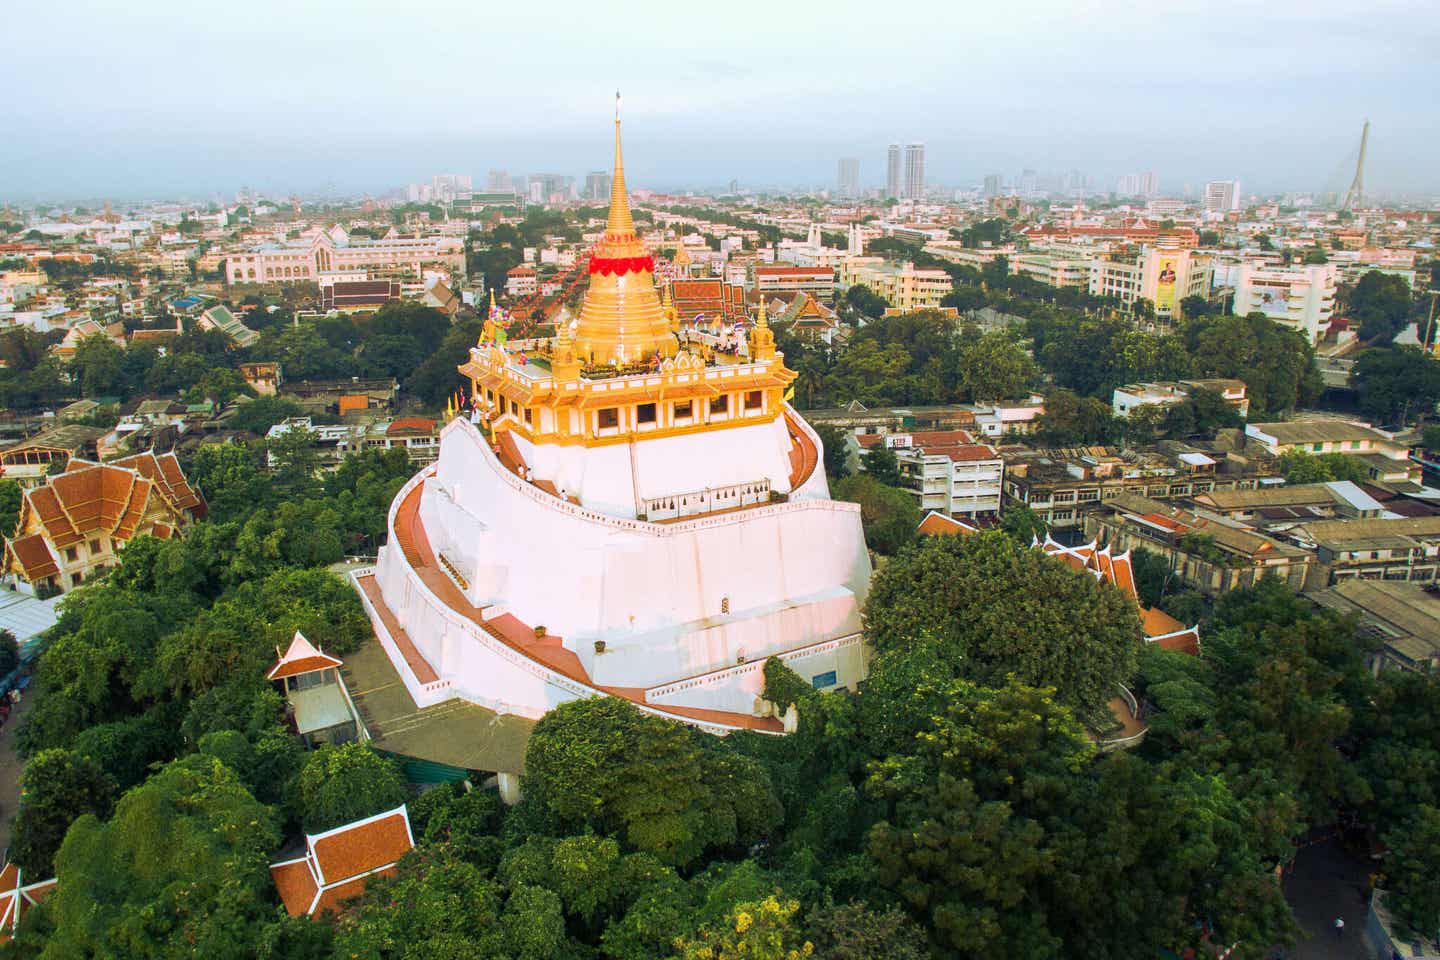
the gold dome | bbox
[572,98,678,367]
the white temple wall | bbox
[510,415,800,519]
[421,421,870,689]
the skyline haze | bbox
[3,0,1436,202]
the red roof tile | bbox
[270,858,319,918]
[309,810,413,887]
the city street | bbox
[1282,838,1374,959]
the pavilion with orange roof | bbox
[269,805,414,917]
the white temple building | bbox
[353,106,871,733]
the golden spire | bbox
[750,296,776,362]
[551,308,581,381]
[661,280,678,331]
[607,91,635,237]
[572,98,678,366]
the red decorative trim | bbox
[588,255,654,276]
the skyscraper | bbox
[838,157,860,198]
[886,144,901,199]
[1204,180,1240,214]
[904,143,925,199]
[585,171,612,201]
[983,174,1003,199]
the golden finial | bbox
[756,295,769,329]
[606,91,635,237]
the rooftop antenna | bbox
[1341,120,1369,211]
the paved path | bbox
[1282,839,1372,960]
[0,687,36,856]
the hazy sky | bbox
[3,0,1437,202]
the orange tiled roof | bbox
[917,512,978,537]
[270,858,319,918]
[267,631,344,681]
[312,869,395,915]
[0,863,55,944]
[310,809,413,886]
[6,535,57,581]
[385,417,436,437]
[270,806,414,919]
[113,451,205,515]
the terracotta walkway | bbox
[784,410,819,490]
[383,481,782,733]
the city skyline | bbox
[3,0,1437,202]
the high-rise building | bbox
[1116,172,1158,199]
[886,145,901,199]
[903,143,925,200]
[585,171,612,201]
[838,157,860,198]
[983,174,1003,199]
[1019,169,1038,196]
[485,170,512,192]
[1204,180,1241,214]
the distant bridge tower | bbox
[1341,120,1369,211]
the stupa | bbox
[355,99,871,732]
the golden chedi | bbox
[572,99,678,366]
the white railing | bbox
[439,416,859,539]
[642,479,772,521]
[645,633,863,703]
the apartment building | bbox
[1232,262,1337,343]
[860,430,1004,518]
[1111,379,1249,419]
[753,265,836,303]
[1088,246,1213,322]
[1002,445,1281,529]
[838,258,951,312]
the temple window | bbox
[720,596,730,614]
[674,400,692,422]
[745,390,763,411]
[637,402,657,426]
[710,395,728,416]
[598,408,619,430]
[523,407,533,426]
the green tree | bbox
[1349,270,1412,343]
[1382,805,1440,940]
[0,477,22,538]
[1181,313,1320,417]
[1279,449,1369,485]
[1351,346,1440,425]
[843,284,889,321]
[813,424,852,481]
[858,445,902,486]
[997,504,1045,546]
[956,332,1038,402]
[833,474,920,556]
[69,334,126,398]
[1034,389,1120,447]
[671,894,813,960]
[41,755,281,959]
[297,742,408,832]
[802,899,929,960]
[10,748,116,877]
[521,697,781,869]
[863,532,1139,721]
[228,394,304,435]
[186,442,271,522]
